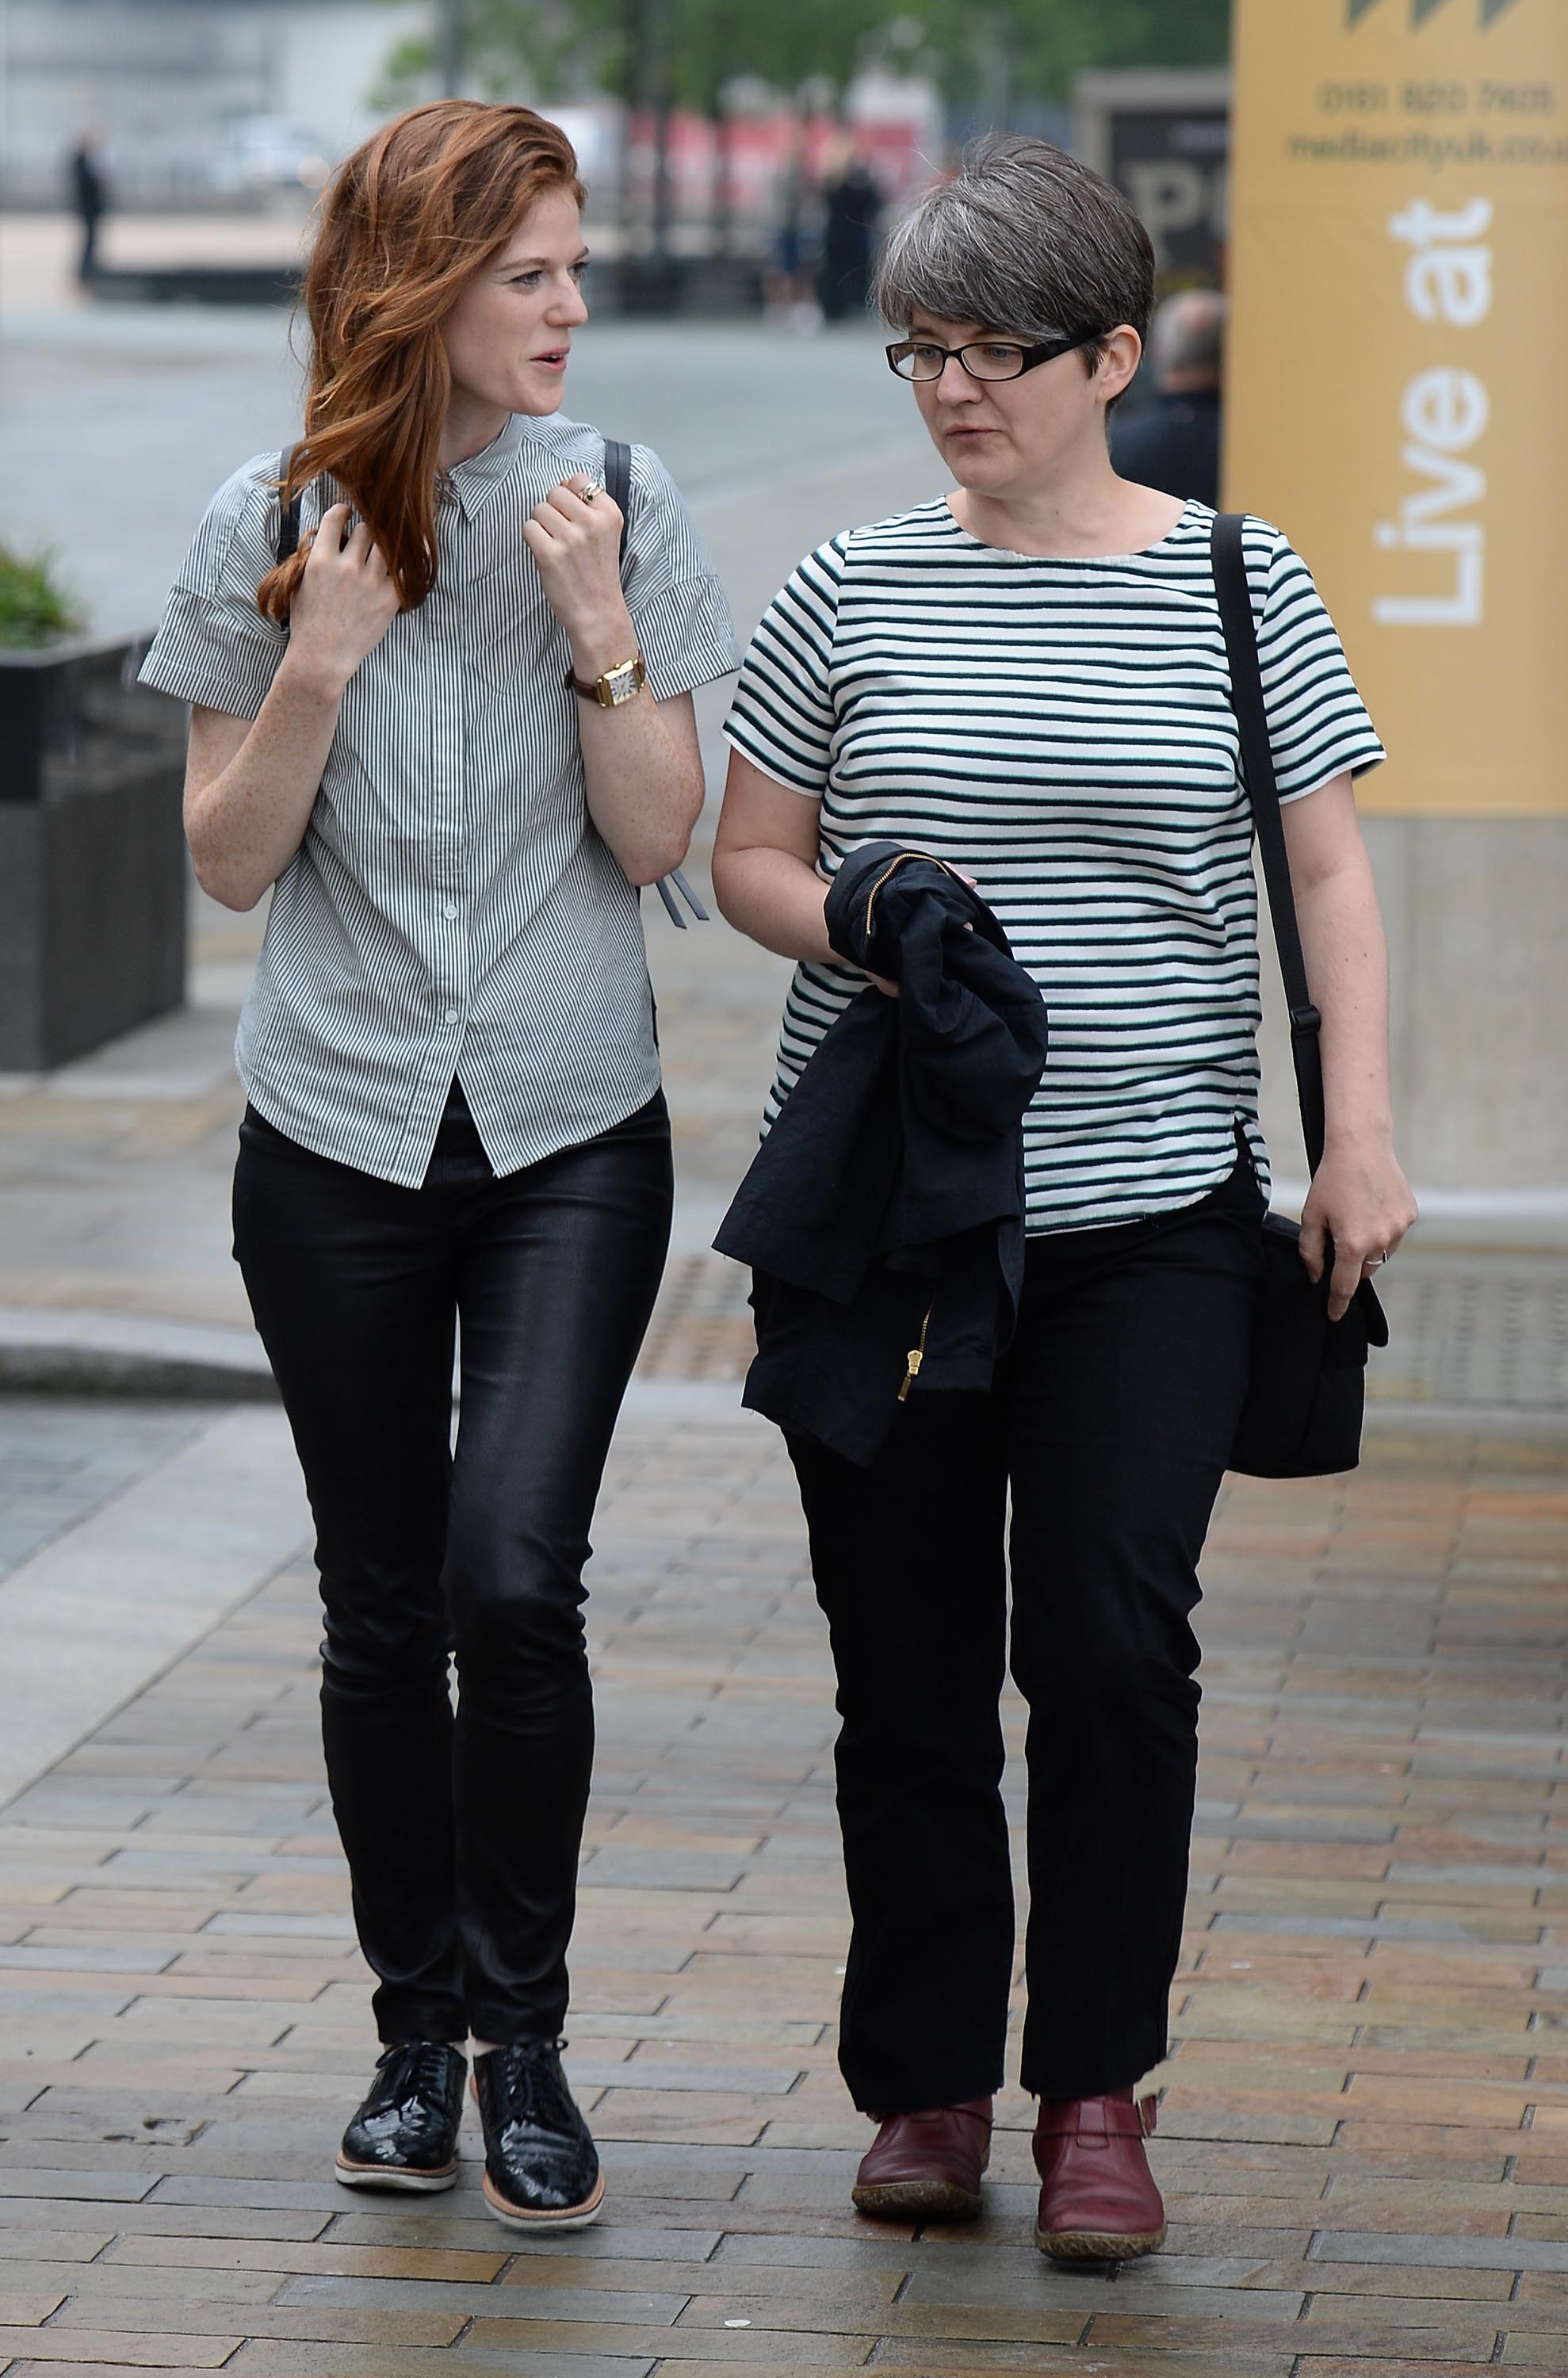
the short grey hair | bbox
[873,135,1155,395]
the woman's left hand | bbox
[1298,1138,1418,1321]
[521,474,629,652]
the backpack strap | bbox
[602,434,708,929]
[276,442,304,567]
[1211,510,1325,1176]
[602,435,632,567]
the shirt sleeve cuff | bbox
[721,720,829,797]
[630,575,743,703]
[136,587,286,720]
[1276,736,1388,805]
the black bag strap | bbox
[602,434,708,929]
[276,442,304,566]
[1211,511,1325,1177]
[602,434,632,562]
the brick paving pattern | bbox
[0,1406,1562,2375]
[0,1407,208,1585]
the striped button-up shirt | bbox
[140,412,740,1186]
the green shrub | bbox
[0,545,83,649]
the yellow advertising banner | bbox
[1226,0,1568,813]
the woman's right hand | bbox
[285,504,400,689]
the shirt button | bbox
[443,901,459,919]
[444,1007,459,1025]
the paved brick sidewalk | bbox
[0,1405,1566,2375]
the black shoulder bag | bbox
[274,438,706,929]
[1211,510,1389,1478]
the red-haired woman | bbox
[140,102,739,2230]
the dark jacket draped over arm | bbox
[714,844,1050,1464]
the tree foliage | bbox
[377,0,1230,117]
[889,1,1231,106]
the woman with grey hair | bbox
[712,136,1414,2261]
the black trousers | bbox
[232,1083,672,2046]
[786,1157,1265,2114]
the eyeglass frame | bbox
[884,330,1099,384]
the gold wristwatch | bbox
[566,653,646,707]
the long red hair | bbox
[257,101,583,624]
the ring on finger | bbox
[1362,1249,1390,1270]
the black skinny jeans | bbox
[786,1156,1265,2115]
[232,1082,672,2046]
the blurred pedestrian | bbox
[1111,286,1226,507]
[817,136,882,323]
[139,100,737,2233]
[763,123,821,331]
[712,134,1415,2261]
[68,128,108,284]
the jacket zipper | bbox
[861,850,960,945]
[897,1308,931,1403]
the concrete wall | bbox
[1257,817,1568,1234]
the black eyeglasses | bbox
[885,331,1095,384]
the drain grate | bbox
[636,1250,1568,1406]
[1373,1270,1568,1409]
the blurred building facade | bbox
[0,1,939,225]
[0,0,425,207]
[1075,69,1230,295]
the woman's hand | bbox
[1298,1137,1418,1321]
[285,505,400,690]
[522,475,632,665]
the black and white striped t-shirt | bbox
[140,413,740,1188]
[724,498,1384,1233]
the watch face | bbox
[604,661,642,705]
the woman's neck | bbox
[952,449,1184,560]
[439,392,513,471]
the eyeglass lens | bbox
[893,342,1031,382]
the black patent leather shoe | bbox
[472,2037,603,2230]
[335,2041,466,2191]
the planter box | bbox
[90,263,304,306]
[0,635,189,1071]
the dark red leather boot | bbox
[851,2097,992,2220]
[1033,2089,1165,2260]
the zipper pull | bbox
[897,1309,931,1403]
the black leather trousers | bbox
[232,1082,672,2044]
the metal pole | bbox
[618,0,642,253]
[0,0,11,221]
[438,0,465,97]
[979,6,1015,132]
[644,0,673,270]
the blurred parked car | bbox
[209,116,331,197]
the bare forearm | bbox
[576,694,702,885]
[1279,778,1415,1310]
[711,843,833,964]
[1295,854,1395,1149]
[186,653,346,910]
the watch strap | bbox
[565,653,646,703]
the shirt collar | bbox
[443,412,533,521]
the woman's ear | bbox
[1096,326,1144,406]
